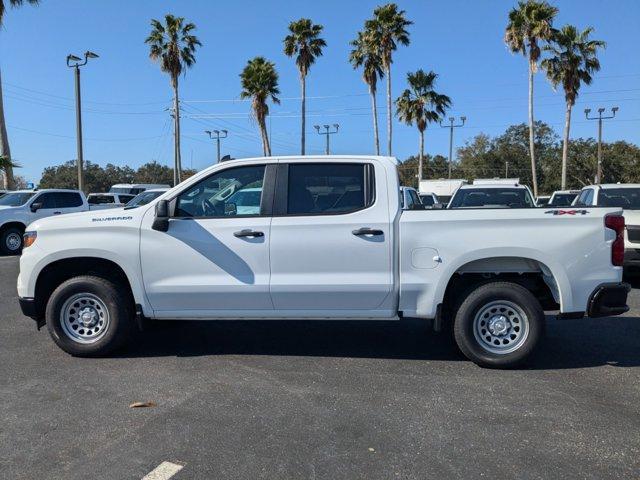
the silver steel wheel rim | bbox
[5,232,21,251]
[473,300,529,355]
[60,293,110,344]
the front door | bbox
[140,163,273,318]
[269,161,394,316]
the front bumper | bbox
[18,297,44,329]
[587,282,630,318]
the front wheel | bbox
[46,275,134,356]
[1,226,24,255]
[453,281,545,368]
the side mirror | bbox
[30,202,43,213]
[152,200,170,232]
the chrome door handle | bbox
[234,229,264,238]
[352,227,384,236]
[53,211,62,215]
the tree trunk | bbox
[386,65,392,156]
[528,60,538,197]
[370,85,380,155]
[561,102,572,190]
[0,68,15,190]
[260,115,271,157]
[172,78,182,186]
[418,129,424,183]
[300,74,306,155]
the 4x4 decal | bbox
[544,209,589,215]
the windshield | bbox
[597,188,640,210]
[0,192,35,207]
[549,193,578,207]
[125,190,164,208]
[449,188,535,208]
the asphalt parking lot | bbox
[1,256,639,479]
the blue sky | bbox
[1,0,639,183]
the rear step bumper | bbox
[587,282,631,318]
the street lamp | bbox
[314,124,339,155]
[205,129,228,163]
[440,116,466,179]
[585,106,618,184]
[67,51,99,192]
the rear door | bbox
[53,192,86,214]
[269,160,393,315]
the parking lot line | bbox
[141,461,184,480]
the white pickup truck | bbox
[17,156,630,368]
[0,189,89,255]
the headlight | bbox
[23,231,37,248]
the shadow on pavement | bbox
[116,315,640,369]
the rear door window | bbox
[286,163,374,215]
[54,192,84,208]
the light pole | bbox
[314,124,339,155]
[67,51,98,192]
[440,116,466,179]
[505,161,509,178]
[205,130,228,163]
[585,106,618,184]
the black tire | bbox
[45,275,134,356]
[453,281,545,368]
[0,226,24,255]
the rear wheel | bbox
[453,282,544,368]
[46,275,134,356]
[1,226,24,255]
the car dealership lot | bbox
[1,256,639,480]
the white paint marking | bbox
[142,461,184,480]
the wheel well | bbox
[0,222,26,235]
[440,258,560,325]
[34,257,134,321]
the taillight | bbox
[605,214,625,267]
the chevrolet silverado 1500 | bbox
[17,156,630,368]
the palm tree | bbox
[505,0,557,197]
[283,18,326,156]
[349,30,384,155]
[240,57,280,156]
[0,155,20,189]
[366,3,412,157]
[0,0,39,190]
[542,25,604,189]
[395,70,451,181]
[145,14,201,186]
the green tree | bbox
[395,70,451,181]
[145,14,201,185]
[240,57,281,156]
[542,25,605,189]
[366,3,412,156]
[349,29,384,155]
[505,0,558,197]
[0,154,20,190]
[284,18,326,155]
[0,0,39,190]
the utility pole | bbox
[314,124,339,155]
[205,130,228,163]
[66,51,98,192]
[440,116,466,179]
[585,106,618,184]
[505,161,509,178]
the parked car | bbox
[547,190,580,207]
[124,188,170,208]
[0,189,88,254]
[574,184,640,271]
[419,179,466,205]
[399,186,424,210]
[17,156,629,368]
[87,193,135,210]
[419,192,439,207]
[448,183,536,209]
[109,183,170,196]
[536,196,550,207]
